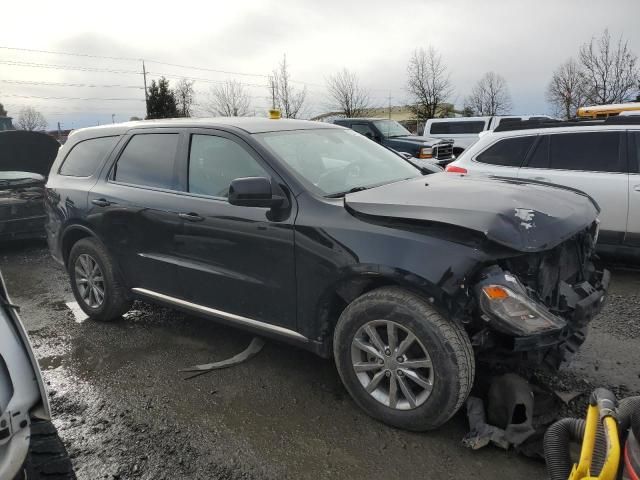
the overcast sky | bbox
[1,0,639,129]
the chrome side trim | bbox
[131,287,308,343]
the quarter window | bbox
[113,134,179,189]
[547,132,623,172]
[476,136,535,167]
[188,135,268,198]
[430,121,485,135]
[59,136,119,177]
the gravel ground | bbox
[2,240,639,479]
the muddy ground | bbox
[2,240,639,479]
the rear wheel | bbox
[333,287,475,431]
[68,237,131,321]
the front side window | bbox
[60,136,119,177]
[547,132,623,173]
[113,133,179,189]
[188,135,267,198]
[476,136,535,167]
[256,128,420,196]
[351,124,375,138]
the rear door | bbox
[88,129,186,297]
[518,130,628,243]
[625,131,640,246]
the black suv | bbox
[333,118,454,165]
[45,118,608,431]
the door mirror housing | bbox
[228,177,287,208]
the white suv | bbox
[424,115,554,156]
[445,118,640,256]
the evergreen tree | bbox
[146,77,178,119]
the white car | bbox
[445,117,640,256]
[424,115,555,156]
[0,271,75,479]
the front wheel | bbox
[333,287,475,431]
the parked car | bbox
[424,115,555,156]
[45,118,608,431]
[333,118,454,166]
[0,269,75,479]
[445,116,640,258]
[0,131,59,242]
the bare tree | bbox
[464,72,512,116]
[206,80,251,117]
[0,103,7,117]
[268,55,307,118]
[173,79,195,117]
[406,47,453,120]
[15,107,47,131]
[326,68,370,118]
[546,58,587,119]
[579,29,639,105]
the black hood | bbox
[345,173,600,252]
[0,130,60,176]
[388,135,449,146]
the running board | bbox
[131,287,308,343]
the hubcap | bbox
[74,254,105,309]
[350,320,434,410]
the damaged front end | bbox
[470,221,609,369]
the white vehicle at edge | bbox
[0,271,74,479]
[444,118,640,257]
[424,115,555,156]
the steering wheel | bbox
[316,163,362,192]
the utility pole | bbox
[142,60,149,118]
[388,92,392,119]
[111,114,115,124]
[57,121,62,142]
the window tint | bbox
[527,136,550,169]
[430,121,485,135]
[476,136,535,167]
[114,134,179,189]
[351,124,375,138]
[188,135,267,198]
[60,136,118,177]
[630,132,640,174]
[548,132,623,172]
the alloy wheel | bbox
[74,253,105,309]
[350,320,434,410]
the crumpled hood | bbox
[345,173,600,252]
[0,130,60,176]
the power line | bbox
[0,59,141,75]
[0,45,142,62]
[3,93,144,102]
[0,79,143,89]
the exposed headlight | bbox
[419,147,433,159]
[479,284,566,336]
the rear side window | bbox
[547,132,623,172]
[476,136,535,167]
[630,132,640,174]
[430,121,485,135]
[113,133,179,189]
[351,124,375,138]
[59,136,118,177]
[188,134,267,198]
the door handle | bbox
[91,198,112,207]
[178,212,204,222]
[532,176,550,182]
[634,185,640,192]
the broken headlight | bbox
[478,284,566,337]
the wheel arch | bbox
[313,265,456,356]
[60,224,98,267]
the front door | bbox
[169,130,297,330]
[626,131,640,246]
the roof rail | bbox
[493,115,640,132]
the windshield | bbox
[373,120,411,138]
[255,128,421,196]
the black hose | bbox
[544,418,585,480]
[618,396,640,435]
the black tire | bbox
[333,286,475,431]
[68,237,131,321]
[21,420,76,480]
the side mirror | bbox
[228,177,287,208]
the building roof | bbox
[70,117,340,139]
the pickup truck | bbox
[333,118,454,166]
